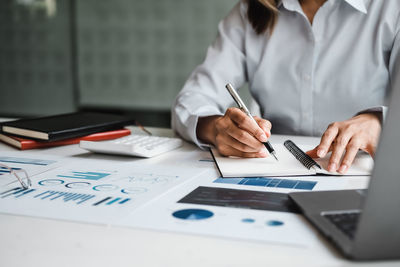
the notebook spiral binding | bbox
[284,140,321,170]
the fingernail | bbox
[260,134,268,142]
[317,149,326,158]
[328,163,336,172]
[339,164,348,174]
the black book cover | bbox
[1,112,135,141]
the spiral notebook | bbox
[210,140,374,178]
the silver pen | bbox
[225,83,278,161]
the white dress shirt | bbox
[172,0,400,147]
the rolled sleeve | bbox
[357,11,400,124]
[387,13,400,122]
[171,1,248,147]
[355,106,387,124]
[172,93,224,148]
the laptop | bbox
[289,87,400,260]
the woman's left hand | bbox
[306,113,382,174]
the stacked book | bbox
[0,112,134,150]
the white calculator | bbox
[79,134,183,158]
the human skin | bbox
[196,0,382,173]
[197,109,381,174]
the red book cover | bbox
[0,128,131,150]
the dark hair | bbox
[247,0,279,35]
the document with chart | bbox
[0,155,208,224]
[118,170,325,247]
[119,169,364,247]
[0,151,64,186]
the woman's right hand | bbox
[197,107,272,158]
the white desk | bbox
[0,126,398,267]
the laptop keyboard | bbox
[323,211,361,239]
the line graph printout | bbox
[0,159,209,224]
[0,152,63,187]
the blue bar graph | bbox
[214,177,317,190]
[1,187,23,196]
[118,198,131,204]
[57,171,111,180]
[93,197,111,206]
[0,188,130,207]
[50,192,70,200]
[1,187,37,198]
[106,197,121,205]
[0,166,22,175]
[77,195,95,204]
[33,190,96,204]
[15,189,36,198]
[93,197,131,206]
[0,156,56,166]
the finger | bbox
[254,117,272,137]
[216,133,264,153]
[317,123,339,158]
[307,144,334,158]
[225,121,264,150]
[338,138,361,174]
[215,114,263,150]
[328,133,352,172]
[218,143,268,158]
[226,108,268,142]
[362,143,377,157]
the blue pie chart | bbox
[266,220,284,226]
[172,209,214,220]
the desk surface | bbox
[0,126,398,267]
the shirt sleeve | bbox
[386,14,400,122]
[171,1,248,148]
[355,106,387,124]
[356,14,400,124]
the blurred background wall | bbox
[0,0,251,126]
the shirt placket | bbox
[299,29,315,136]
[297,2,330,136]
[292,15,314,135]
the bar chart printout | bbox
[214,177,317,190]
[0,154,62,187]
[0,166,21,175]
[57,171,111,180]
[0,156,56,166]
[0,187,131,207]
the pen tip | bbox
[272,153,278,161]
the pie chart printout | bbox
[172,209,214,221]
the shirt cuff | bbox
[355,106,388,123]
[189,111,224,149]
[172,103,224,149]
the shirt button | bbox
[304,74,311,81]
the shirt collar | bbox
[344,0,367,14]
[278,0,368,14]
